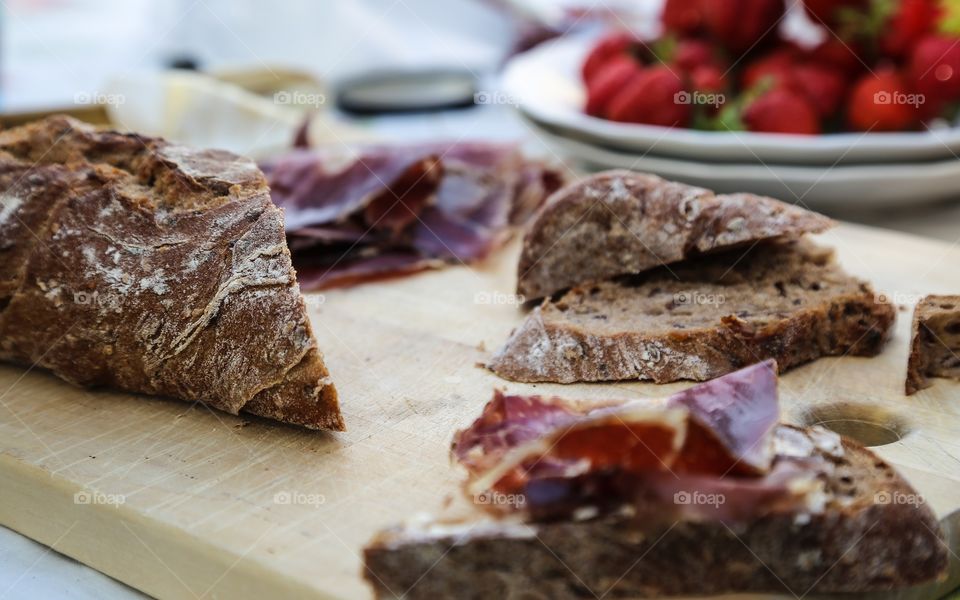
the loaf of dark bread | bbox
[516,170,835,300]
[364,426,947,599]
[0,116,343,430]
[906,295,960,395]
[491,239,894,383]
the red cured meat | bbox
[262,141,562,290]
[455,361,826,522]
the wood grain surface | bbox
[0,223,959,600]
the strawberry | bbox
[804,37,864,75]
[582,32,636,84]
[691,64,726,93]
[881,0,942,59]
[690,64,728,114]
[909,34,960,118]
[802,0,869,29]
[743,88,821,134]
[847,69,921,131]
[585,56,643,117]
[607,66,693,127]
[741,46,799,90]
[663,0,706,36]
[701,0,785,55]
[673,38,716,72]
[792,62,848,117]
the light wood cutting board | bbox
[1,223,959,600]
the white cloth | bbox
[0,526,143,600]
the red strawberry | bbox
[690,64,728,114]
[663,0,706,36]
[881,0,942,59]
[585,56,643,117]
[804,37,864,75]
[691,64,726,93]
[582,32,636,84]
[673,38,716,72]
[802,0,869,29]
[909,34,960,118]
[743,88,821,134]
[741,46,799,90]
[701,0,785,55]
[792,62,848,117]
[847,69,921,131]
[607,66,693,127]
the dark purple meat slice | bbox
[262,148,441,229]
[453,363,814,521]
[668,359,779,475]
[262,142,564,290]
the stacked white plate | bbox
[502,35,960,209]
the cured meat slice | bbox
[456,361,794,519]
[262,142,563,290]
[667,359,779,475]
[261,147,441,230]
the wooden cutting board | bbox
[1,223,959,600]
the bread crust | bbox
[364,433,948,599]
[516,170,835,300]
[906,295,960,395]
[492,240,895,384]
[0,116,342,430]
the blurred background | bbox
[3,0,960,239]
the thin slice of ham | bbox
[261,141,563,290]
[454,361,832,522]
[262,148,442,230]
[668,359,779,475]
[452,392,585,482]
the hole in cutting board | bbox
[800,402,910,447]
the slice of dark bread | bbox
[906,295,960,395]
[516,170,835,300]
[363,427,947,599]
[491,239,894,383]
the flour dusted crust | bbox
[0,116,343,430]
[906,295,960,395]
[516,170,835,300]
[492,239,894,384]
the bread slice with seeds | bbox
[516,170,835,301]
[906,295,960,395]
[363,426,947,599]
[491,239,894,383]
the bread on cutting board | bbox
[493,171,894,385]
[492,237,894,383]
[0,116,343,430]
[906,294,960,394]
[364,363,948,599]
[516,170,835,301]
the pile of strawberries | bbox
[582,0,960,134]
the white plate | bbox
[503,35,960,166]
[527,115,960,209]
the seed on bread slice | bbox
[491,239,894,384]
[363,427,947,599]
[906,295,960,395]
[516,170,835,301]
